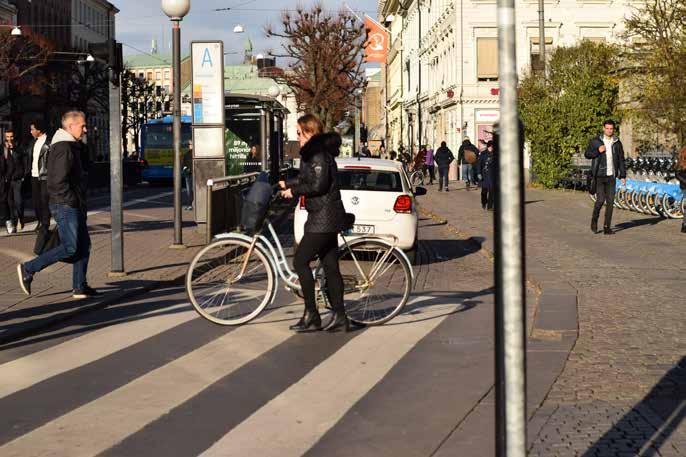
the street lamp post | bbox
[161,0,190,248]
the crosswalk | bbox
[0,289,493,457]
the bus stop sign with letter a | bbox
[191,40,225,223]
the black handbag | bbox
[33,227,78,263]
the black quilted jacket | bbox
[287,132,347,233]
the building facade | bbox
[71,0,118,52]
[10,0,71,49]
[71,0,119,160]
[380,0,635,163]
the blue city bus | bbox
[140,115,192,182]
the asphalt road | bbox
[0,210,502,457]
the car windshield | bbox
[338,169,404,192]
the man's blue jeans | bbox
[461,163,475,184]
[24,204,91,290]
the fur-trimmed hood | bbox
[299,132,342,160]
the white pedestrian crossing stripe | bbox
[0,295,465,457]
[0,303,196,400]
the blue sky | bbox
[115,0,378,65]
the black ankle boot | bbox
[603,226,615,235]
[291,310,322,333]
[324,312,350,333]
[288,310,307,331]
[591,221,598,233]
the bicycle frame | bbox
[213,218,413,299]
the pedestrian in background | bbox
[584,119,626,235]
[18,111,98,299]
[458,137,479,190]
[676,146,686,234]
[424,145,435,185]
[434,141,455,192]
[413,145,426,176]
[3,130,25,232]
[182,139,194,211]
[27,119,52,232]
[478,140,496,210]
[0,134,10,232]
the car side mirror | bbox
[414,186,427,196]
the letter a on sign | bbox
[201,48,213,67]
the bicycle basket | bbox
[240,179,272,233]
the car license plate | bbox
[352,224,374,234]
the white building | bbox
[381,0,634,160]
[71,0,118,51]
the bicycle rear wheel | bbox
[186,238,275,325]
[337,239,412,326]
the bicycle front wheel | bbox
[337,238,412,326]
[186,238,275,325]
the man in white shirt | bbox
[584,120,627,235]
[28,119,51,231]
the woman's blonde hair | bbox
[678,146,686,171]
[297,114,324,137]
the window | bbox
[477,37,498,81]
[164,69,170,80]
[338,170,403,192]
[156,70,161,80]
[147,71,153,80]
[584,37,606,43]
[530,37,553,72]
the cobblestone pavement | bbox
[420,183,686,456]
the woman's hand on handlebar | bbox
[280,188,294,199]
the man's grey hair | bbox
[61,111,86,128]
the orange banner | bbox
[364,16,389,63]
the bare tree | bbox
[621,0,686,145]
[0,24,52,109]
[266,4,366,131]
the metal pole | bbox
[260,109,268,171]
[353,98,360,158]
[459,0,465,141]
[109,70,125,275]
[417,2,422,151]
[171,19,184,247]
[538,0,546,75]
[495,0,527,454]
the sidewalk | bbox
[419,183,686,456]
[0,190,204,344]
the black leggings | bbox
[481,187,494,209]
[294,232,344,314]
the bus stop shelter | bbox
[193,93,289,224]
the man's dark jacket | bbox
[287,132,346,233]
[26,135,51,180]
[457,140,478,164]
[3,145,25,181]
[584,135,627,179]
[478,150,496,190]
[47,128,86,210]
[434,145,455,168]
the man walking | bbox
[434,141,455,192]
[17,111,98,299]
[27,119,51,231]
[584,119,626,235]
[3,130,25,232]
[458,137,479,189]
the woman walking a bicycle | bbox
[278,114,350,333]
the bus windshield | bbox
[142,123,192,166]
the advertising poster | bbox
[225,128,252,176]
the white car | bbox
[293,158,424,263]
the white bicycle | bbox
[186,194,415,326]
